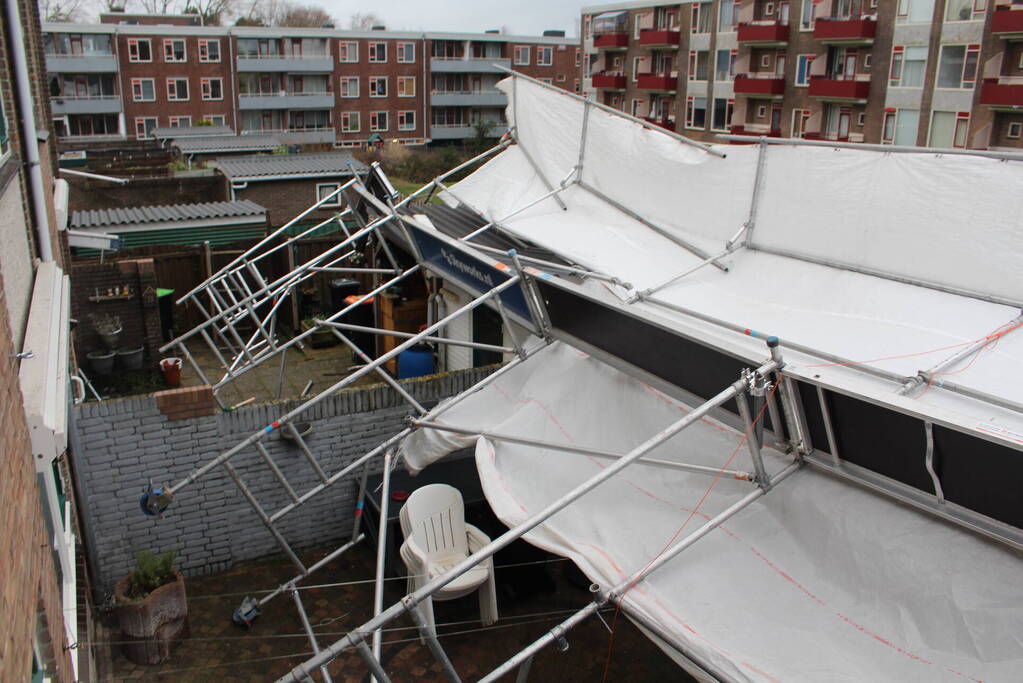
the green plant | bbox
[272,145,289,155]
[89,313,122,335]
[167,160,189,172]
[126,549,177,600]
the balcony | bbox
[734,74,785,97]
[430,90,507,107]
[591,72,627,90]
[236,55,333,72]
[637,73,678,92]
[730,123,783,139]
[45,54,118,73]
[737,22,790,45]
[240,128,335,144]
[980,78,1023,109]
[593,33,629,50]
[430,123,509,140]
[430,57,512,73]
[643,117,675,132]
[239,92,334,110]
[808,75,870,101]
[813,17,876,45]
[50,95,122,116]
[992,7,1023,37]
[638,29,681,48]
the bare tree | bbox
[185,0,235,25]
[138,0,183,14]
[276,1,332,27]
[349,11,383,30]
[39,0,87,21]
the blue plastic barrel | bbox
[398,348,435,379]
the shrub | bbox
[126,549,177,600]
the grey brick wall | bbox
[72,367,497,594]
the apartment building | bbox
[42,17,578,147]
[581,0,1023,151]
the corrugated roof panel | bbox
[70,200,268,229]
[212,153,369,180]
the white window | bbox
[340,76,359,98]
[936,44,979,89]
[134,116,158,139]
[203,114,226,126]
[369,42,387,63]
[370,111,388,131]
[633,56,643,82]
[168,115,191,127]
[398,76,415,97]
[929,110,969,148]
[575,49,581,67]
[691,3,712,33]
[857,112,866,126]
[757,104,767,117]
[199,39,220,62]
[945,0,980,21]
[800,0,816,31]
[715,49,736,81]
[557,73,566,82]
[513,46,529,65]
[1007,121,1022,139]
[128,38,151,62]
[897,0,937,24]
[863,54,872,69]
[882,108,920,145]
[537,46,553,66]
[163,39,186,63]
[397,42,415,63]
[341,111,360,132]
[795,54,815,86]
[688,50,709,81]
[765,2,775,14]
[890,46,927,87]
[316,183,342,206]
[686,96,707,129]
[760,54,771,68]
[719,0,739,32]
[398,110,415,131]
[369,76,387,97]
[131,78,155,102]
[201,77,223,101]
[339,41,358,63]
[574,78,580,93]
[166,78,189,101]
[711,97,733,132]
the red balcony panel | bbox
[992,7,1023,35]
[638,29,681,47]
[729,125,783,142]
[594,33,629,49]
[591,73,627,89]
[813,17,877,43]
[808,76,870,100]
[644,117,676,132]
[980,79,1023,108]
[737,22,790,44]
[637,74,678,91]
[734,74,785,96]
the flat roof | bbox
[71,200,266,229]
[212,152,369,181]
[153,125,235,139]
[172,134,281,154]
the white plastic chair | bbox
[399,484,499,634]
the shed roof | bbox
[172,134,282,154]
[212,153,369,181]
[70,200,266,230]
[153,125,235,139]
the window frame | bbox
[370,110,389,132]
[341,111,361,132]
[1007,121,1022,139]
[130,77,155,102]
[397,41,415,63]
[368,41,387,63]
[200,77,223,101]
[339,40,359,63]
[537,46,553,66]
[397,76,415,97]
[166,77,190,102]
[795,54,815,86]
[134,117,158,140]
[127,38,152,63]
[198,39,220,62]
[203,114,226,126]
[513,45,530,65]
[339,76,359,98]
[316,182,342,207]
[369,76,388,98]
[163,38,187,63]
[398,109,416,131]
[167,115,192,128]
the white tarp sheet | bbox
[400,342,1023,682]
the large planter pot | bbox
[117,346,145,370]
[87,349,116,375]
[98,327,123,350]
[113,570,189,665]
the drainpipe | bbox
[6,0,54,262]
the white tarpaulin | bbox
[400,342,1023,682]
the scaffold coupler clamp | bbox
[233,596,261,627]
[139,478,174,517]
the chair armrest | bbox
[465,524,493,557]
[399,536,430,574]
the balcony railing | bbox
[637,73,679,91]
[737,21,790,45]
[638,29,681,48]
[591,72,628,89]
[45,53,118,73]
[729,123,783,140]
[734,73,785,96]
[429,90,507,106]
[808,74,871,100]
[594,33,629,49]
[50,94,122,115]
[237,54,333,72]
[980,77,1023,108]
[813,16,877,44]
[430,57,512,73]
[992,6,1023,36]
[643,117,676,132]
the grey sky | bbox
[322,0,583,37]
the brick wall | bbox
[236,176,347,228]
[65,172,227,212]
[71,258,162,363]
[72,365,497,594]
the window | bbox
[166,78,189,101]
[715,49,736,81]
[201,77,223,100]
[131,78,155,102]
[513,45,530,65]
[537,46,553,66]
[712,98,734,131]
[341,111,360,132]
[898,0,936,23]
[936,44,979,89]
[574,78,580,93]
[929,110,969,148]
[760,54,771,68]
[340,76,359,98]
[539,77,553,84]
[168,115,191,127]
[688,50,709,81]
[316,183,342,207]
[800,0,816,30]
[791,108,811,138]
[584,15,592,38]
[630,98,642,117]
[1007,121,1022,139]
[718,0,739,31]
[691,3,712,33]
[757,104,767,117]
[199,39,220,62]
[945,0,979,21]
[127,38,152,62]
[369,76,387,97]
[370,111,388,131]
[369,42,387,63]
[397,42,415,63]
[398,76,415,97]
[557,73,566,82]
[575,49,581,67]
[890,46,927,87]
[163,38,186,63]
[765,2,775,14]
[863,54,872,69]
[857,112,866,126]
[398,110,416,131]
[686,96,707,129]
[339,41,358,63]
[882,108,920,145]
[0,96,9,160]
[135,117,158,140]
[796,54,815,86]
[203,114,226,126]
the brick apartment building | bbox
[581,0,1023,151]
[1,0,82,680]
[42,13,580,147]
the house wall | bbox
[65,172,226,211]
[234,176,349,228]
[71,365,497,593]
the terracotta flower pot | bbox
[113,570,189,664]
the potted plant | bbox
[113,549,189,664]
[90,313,123,350]
[86,349,116,375]
[116,346,145,370]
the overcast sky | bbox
[322,0,583,37]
